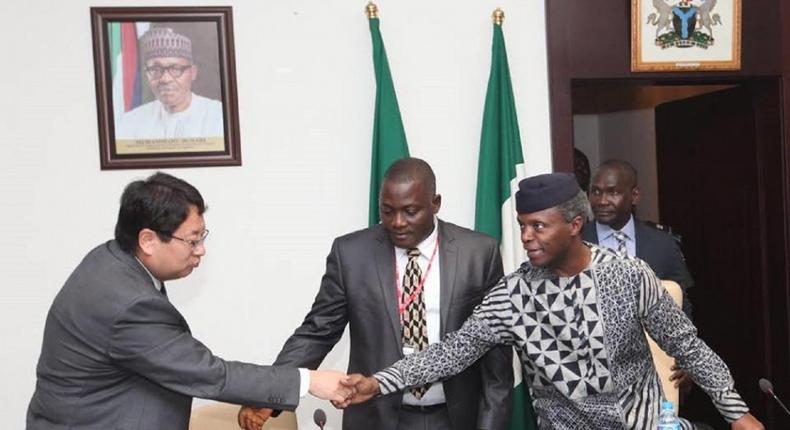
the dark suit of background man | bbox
[581,159,694,318]
[239,158,512,430]
[27,172,350,430]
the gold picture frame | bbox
[631,0,741,72]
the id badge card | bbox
[402,344,416,356]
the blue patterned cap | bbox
[516,173,580,214]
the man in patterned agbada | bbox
[341,172,764,430]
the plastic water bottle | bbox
[657,400,679,430]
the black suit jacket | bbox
[274,220,513,430]
[582,220,695,317]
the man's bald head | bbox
[589,159,641,230]
[597,159,638,189]
[382,157,437,196]
[378,158,440,248]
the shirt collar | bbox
[596,214,636,241]
[135,257,163,291]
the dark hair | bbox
[573,148,591,192]
[114,172,206,252]
[382,157,437,195]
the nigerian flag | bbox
[367,4,409,226]
[474,10,537,430]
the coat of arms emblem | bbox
[647,0,721,49]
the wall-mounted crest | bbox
[631,0,741,72]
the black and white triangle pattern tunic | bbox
[375,244,748,429]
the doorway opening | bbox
[571,78,786,428]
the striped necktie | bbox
[401,248,430,398]
[613,230,628,255]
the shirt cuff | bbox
[374,370,400,395]
[298,368,310,397]
[711,390,749,423]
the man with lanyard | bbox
[341,172,764,430]
[239,157,512,430]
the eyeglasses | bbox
[145,64,193,79]
[162,229,209,250]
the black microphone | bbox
[759,378,790,418]
[313,408,327,430]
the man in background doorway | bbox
[582,158,694,318]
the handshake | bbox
[237,371,380,430]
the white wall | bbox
[0,1,551,428]
[598,109,659,222]
[573,114,602,170]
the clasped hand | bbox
[238,372,380,430]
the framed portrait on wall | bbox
[91,7,241,169]
[631,0,741,72]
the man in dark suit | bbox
[582,159,694,318]
[239,158,512,430]
[27,172,351,430]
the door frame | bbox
[543,0,790,426]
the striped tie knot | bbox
[613,231,628,255]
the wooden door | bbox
[656,82,789,428]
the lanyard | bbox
[394,234,439,316]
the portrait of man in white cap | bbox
[115,27,224,142]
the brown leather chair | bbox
[189,402,298,430]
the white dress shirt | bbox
[394,222,446,406]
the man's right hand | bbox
[309,370,355,403]
[332,373,380,408]
[669,364,693,395]
[730,413,765,430]
[237,406,272,430]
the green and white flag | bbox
[474,18,527,274]
[474,12,537,430]
[367,6,409,226]
[108,22,150,121]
